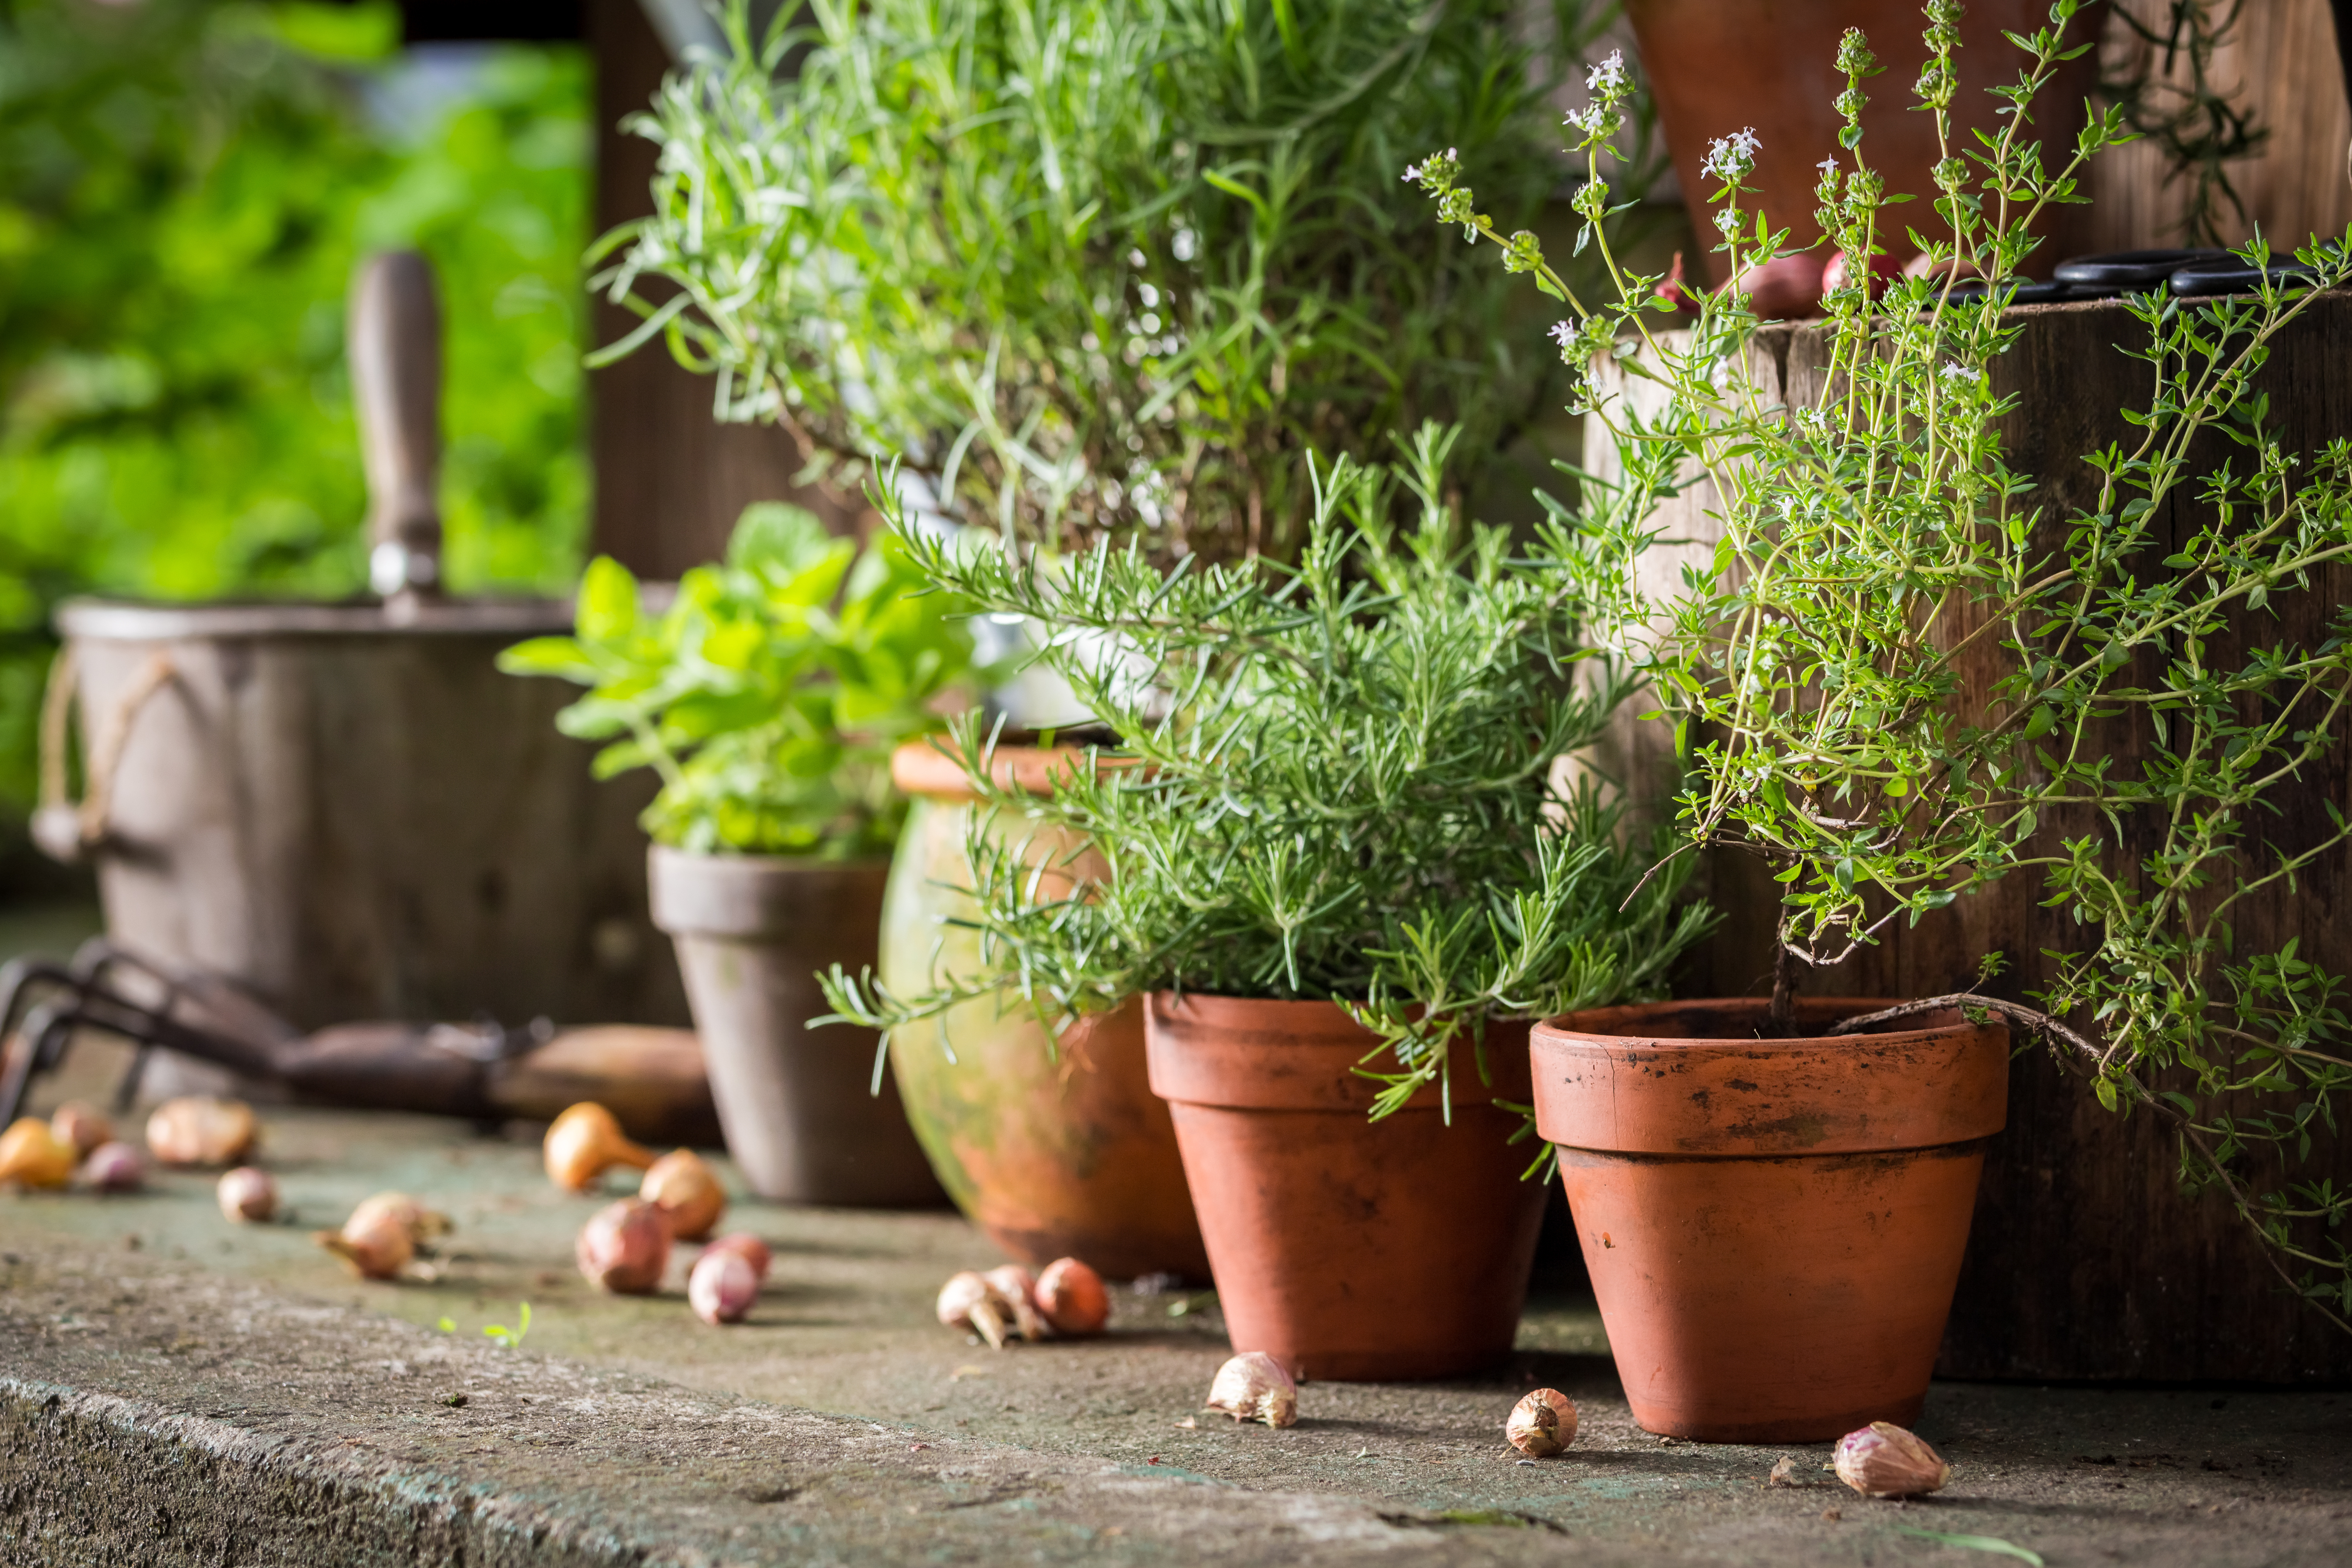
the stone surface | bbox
[6,1055,2352,1564]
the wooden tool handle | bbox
[349,251,443,598]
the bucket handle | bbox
[34,646,178,865]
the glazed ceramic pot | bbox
[881,740,1208,1279]
[1530,998,2008,1441]
[649,846,944,1207]
[1145,993,1549,1381]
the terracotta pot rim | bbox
[1536,995,1983,1053]
[890,737,1107,801]
[1145,991,1532,1113]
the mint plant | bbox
[1418,1,2352,1322]
[591,0,1656,563]
[500,504,977,856]
[820,423,1712,1121]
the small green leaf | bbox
[1893,1527,2045,1566]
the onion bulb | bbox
[1505,1388,1577,1456]
[542,1102,654,1193]
[703,1232,772,1282]
[937,1270,1014,1350]
[347,1191,451,1246]
[82,1141,144,1193]
[1204,1352,1298,1428]
[1833,1421,1951,1498]
[982,1263,1051,1341]
[315,1206,414,1280]
[216,1167,279,1223]
[50,1101,113,1158]
[577,1198,670,1294]
[146,1096,258,1167]
[638,1148,724,1241]
[1034,1257,1108,1336]
[689,1248,758,1325]
[0,1116,74,1189]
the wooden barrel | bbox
[54,597,688,1042]
[1582,291,2352,1382]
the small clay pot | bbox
[1146,993,1549,1382]
[1531,998,2008,1442]
[883,739,1207,1279]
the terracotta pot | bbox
[1146,993,1550,1381]
[1626,0,2107,289]
[649,846,944,1207]
[881,740,1208,1279]
[1530,997,2008,1441]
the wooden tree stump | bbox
[1582,290,2352,1383]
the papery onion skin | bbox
[543,1102,655,1193]
[1833,1421,1952,1498]
[0,1117,75,1188]
[1034,1257,1109,1336]
[50,1101,113,1158]
[146,1097,258,1167]
[703,1232,772,1281]
[937,1270,1012,1350]
[347,1191,450,1244]
[689,1249,758,1325]
[639,1149,725,1241]
[983,1263,1051,1341]
[81,1141,144,1193]
[1505,1388,1577,1457]
[315,1211,414,1280]
[1204,1351,1298,1429]
[577,1198,671,1294]
[217,1166,279,1223]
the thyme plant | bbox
[821,423,1711,1119]
[593,0,1643,562]
[1417,1,2352,1320]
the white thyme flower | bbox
[1714,205,1741,238]
[1549,320,1576,348]
[1818,158,1839,176]
[1586,51,1626,95]
[1701,127,1761,183]
[1940,362,1983,384]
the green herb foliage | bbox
[1420,1,2352,1321]
[500,505,977,857]
[821,424,1712,1119]
[595,0,1619,563]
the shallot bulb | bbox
[983,1263,1051,1341]
[1204,1351,1298,1429]
[703,1232,772,1282]
[0,1117,74,1189]
[689,1247,758,1325]
[81,1141,144,1193]
[577,1198,670,1294]
[315,1207,414,1281]
[146,1096,258,1167]
[1833,1421,1951,1498]
[937,1270,1014,1350]
[50,1101,113,1158]
[639,1148,725,1241]
[216,1167,279,1223]
[1505,1388,1577,1457]
[1034,1257,1108,1337]
[543,1102,654,1193]
[347,1191,451,1245]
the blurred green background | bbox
[0,0,589,891]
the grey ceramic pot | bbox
[648,845,943,1207]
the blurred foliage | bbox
[0,0,590,834]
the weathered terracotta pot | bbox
[1146,993,1549,1381]
[881,740,1208,1279]
[649,846,943,1207]
[1531,998,2008,1441]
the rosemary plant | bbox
[592,0,1644,563]
[821,423,1712,1119]
[498,503,976,856]
[1416,0,2352,1320]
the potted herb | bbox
[826,425,1711,1378]
[1419,5,2352,1436]
[499,504,974,1205]
[595,0,1637,1275]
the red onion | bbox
[689,1248,758,1325]
[216,1166,279,1223]
[81,1141,144,1193]
[703,1232,772,1282]
[50,1101,113,1158]
[577,1197,670,1294]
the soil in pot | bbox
[1531,997,2007,1442]
[650,846,944,1207]
[881,740,1208,1280]
[1146,993,1549,1382]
